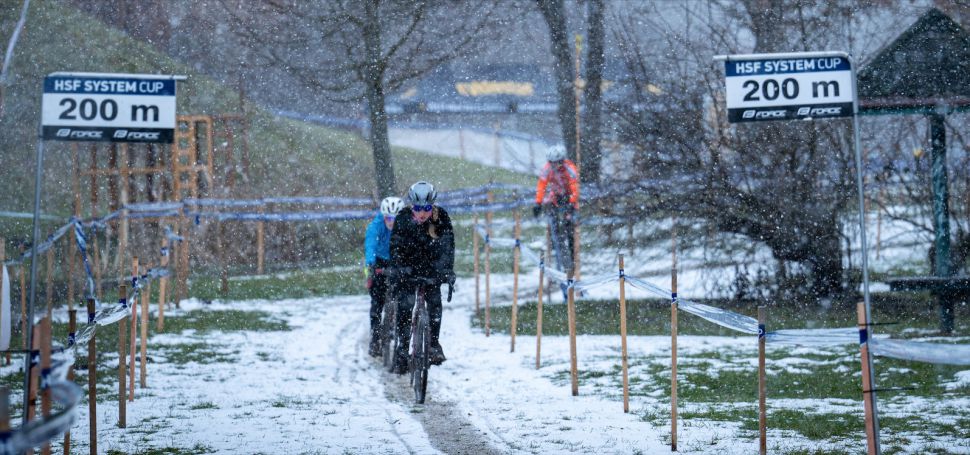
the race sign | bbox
[41,72,179,143]
[722,54,854,122]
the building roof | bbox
[859,8,970,111]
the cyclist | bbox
[364,196,405,357]
[532,144,579,275]
[389,181,455,374]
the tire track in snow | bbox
[323,302,420,454]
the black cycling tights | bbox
[394,283,443,357]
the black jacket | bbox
[390,206,455,281]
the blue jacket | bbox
[364,213,392,266]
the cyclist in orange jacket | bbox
[532,144,579,275]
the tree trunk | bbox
[537,0,578,161]
[809,224,844,298]
[363,0,397,199]
[580,0,604,184]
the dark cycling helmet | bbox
[408,181,437,205]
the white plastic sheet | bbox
[1,265,10,350]
[870,338,970,366]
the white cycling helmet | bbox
[408,181,437,205]
[546,144,567,162]
[380,197,405,216]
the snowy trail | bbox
[69,296,443,454]
[47,274,966,453]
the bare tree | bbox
[610,1,894,300]
[224,0,496,198]
[580,0,605,184]
[536,0,579,162]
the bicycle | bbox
[406,274,454,404]
[544,204,575,298]
[379,272,398,371]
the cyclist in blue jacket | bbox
[364,196,405,357]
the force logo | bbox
[742,109,786,119]
[56,128,102,139]
[796,106,842,117]
[113,130,161,140]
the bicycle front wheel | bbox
[381,296,397,370]
[411,309,430,404]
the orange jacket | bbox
[535,159,579,207]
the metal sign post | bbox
[715,51,880,453]
[25,72,184,426]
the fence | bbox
[0,214,171,454]
[472,214,970,454]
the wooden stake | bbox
[118,284,127,428]
[619,254,629,413]
[218,219,229,295]
[256,207,265,275]
[129,259,137,401]
[536,250,544,370]
[511,211,521,352]
[177,215,190,309]
[0,240,6,366]
[118,144,130,285]
[86,298,98,454]
[484,200,492,337]
[140,271,149,388]
[40,317,51,455]
[758,306,767,455]
[0,386,8,434]
[19,265,26,350]
[858,302,879,455]
[28,320,39,423]
[65,310,76,455]
[567,273,578,396]
[545,225,553,298]
[158,237,169,331]
[473,214,480,320]
[45,249,54,318]
[671,230,678,452]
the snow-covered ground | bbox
[31,268,968,454]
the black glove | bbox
[439,270,456,286]
[384,266,410,282]
[532,204,542,218]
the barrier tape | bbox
[473,221,970,366]
[0,265,163,454]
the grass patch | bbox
[478,296,969,337]
[769,409,863,441]
[154,343,236,365]
[189,269,362,302]
[160,309,289,334]
[189,401,218,410]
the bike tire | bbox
[412,308,430,404]
[381,295,397,370]
[548,212,573,274]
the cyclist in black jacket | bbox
[389,181,455,374]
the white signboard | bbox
[722,54,854,122]
[41,72,178,142]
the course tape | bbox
[475,223,970,366]
[0,263,166,455]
